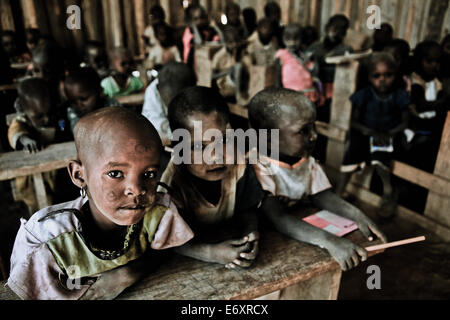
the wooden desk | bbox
[0,142,77,209]
[0,228,380,300]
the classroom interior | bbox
[0,0,449,300]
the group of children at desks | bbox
[0,1,448,300]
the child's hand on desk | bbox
[19,135,40,153]
[210,235,256,269]
[325,237,367,271]
[80,262,144,300]
[226,231,260,269]
[354,215,388,243]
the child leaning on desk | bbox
[8,77,72,214]
[248,88,387,271]
[7,107,193,300]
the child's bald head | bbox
[249,88,316,130]
[249,88,317,158]
[74,107,162,165]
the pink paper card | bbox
[303,210,358,237]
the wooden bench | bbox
[0,220,383,300]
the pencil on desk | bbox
[365,236,426,252]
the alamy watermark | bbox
[171,122,280,167]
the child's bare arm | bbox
[387,110,409,136]
[260,196,368,271]
[80,257,149,300]
[174,236,254,267]
[311,189,387,243]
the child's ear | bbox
[67,160,86,189]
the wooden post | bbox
[424,112,450,228]
[123,0,137,55]
[20,0,38,28]
[194,44,222,87]
[0,0,15,31]
[82,0,103,42]
[109,0,124,48]
[33,173,50,210]
[325,60,359,170]
[133,0,146,58]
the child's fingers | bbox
[356,246,368,262]
[233,258,252,268]
[246,231,259,242]
[350,252,360,268]
[229,236,249,246]
[358,223,372,240]
[368,224,388,243]
[240,241,259,260]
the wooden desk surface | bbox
[0,229,379,300]
[0,142,76,181]
[117,230,379,300]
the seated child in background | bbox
[31,41,66,106]
[383,39,412,91]
[222,3,248,40]
[247,18,278,66]
[101,48,144,99]
[7,107,194,300]
[182,4,220,66]
[275,24,322,105]
[63,67,120,132]
[337,53,410,218]
[8,78,72,214]
[25,28,42,54]
[248,88,387,271]
[143,5,167,52]
[82,41,110,79]
[263,1,284,48]
[407,40,449,171]
[300,26,319,52]
[142,62,197,146]
[212,26,250,103]
[160,87,264,269]
[440,35,450,96]
[145,22,181,71]
[307,14,353,102]
[242,7,257,37]
[371,23,394,52]
[1,31,31,65]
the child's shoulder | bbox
[20,197,86,245]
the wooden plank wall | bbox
[0,0,449,57]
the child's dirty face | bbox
[84,133,161,227]
[185,111,232,182]
[191,8,208,29]
[225,33,240,53]
[369,62,395,94]
[112,54,134,75]
[258,25,274,45]
[65,83,98,116]
[227,8,240,25]
[24,97,51,128]
[283,30,301,52]
[326,22,347,44]
[88,47,107,70]
[422,48,441,78]
[1,35,16,55]
[277,104,317,158]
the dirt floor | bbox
[0,181,449,299]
